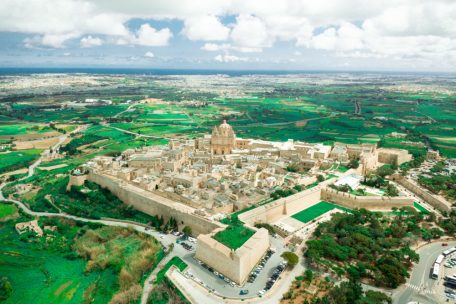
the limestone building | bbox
[210,120,236,155]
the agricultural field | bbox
[0,149,41,174]
[0,204,17,219]
[0,124,53,137]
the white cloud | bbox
[80,35,103,48]
[201,42,260,53]
[1,0,456,68]
[24,32,80,48]
[309,22,364,51]
[182,15,230,41]
[230,14,271,52]
[214,53,248,62]
[201,43,225,51]
[144,51,155,58]
[133,24,172,46]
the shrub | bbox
[281,251,299,268]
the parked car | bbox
[239,290,249,295]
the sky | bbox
[0,0,455,71]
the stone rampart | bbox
[88,171,222,235]
[391,174,451,213]
[194,228,270,284]
[321,187,413,210]
[66,174,88,191]
[238,187,322,225]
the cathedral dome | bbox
[219,120,232,132]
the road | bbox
[393,241,456,304]
[100,122,170,140]
[113,103,137,118]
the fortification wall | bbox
[236,228,270,282]
[88,171,222,235]
[194,228,269,284]
[391,174,451,213]
[195,234,242,283]
[320,187,413,210]
[238,187,321,225]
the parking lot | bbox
[442,252,456,301]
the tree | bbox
[0,277,12,301]
[360,290,392,304]
[182,226,192,237]
[385,183,399,197]
[305,269,313,282]
[317,175,325,182]
[377,165,394,178]
[348,159,360,169]
[281,251,299,268]
[430,227,444,239]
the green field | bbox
[213,225,255,249]
[0,124,52,136]
[0,204,17,219]
[292,201,351,223]
[0,149,41,174]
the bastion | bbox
[194,227,270,285]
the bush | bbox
[0,277,12,301]
[281,251,299,268]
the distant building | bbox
[377,148,413,166]
[388,132,407,138]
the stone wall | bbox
[391,174,452,213]
[320,187,413,210]
[194,228,270,284]
[66,174,88,191]
[238,187,321,225]
[88,171,222,235]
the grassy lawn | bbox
[337,165,349,173]
[213,225,255,250]
[156,256,188,284]
[0,204,17,219]
[414,202,429,214]
[292,201,351,223]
